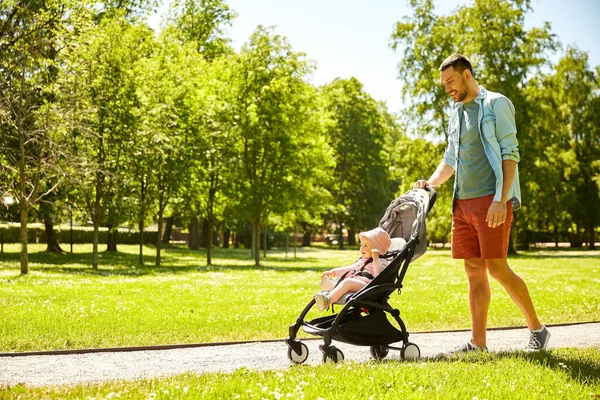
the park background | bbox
[1,0,599,275]
[1,1,600,398]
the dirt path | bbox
[1,322,599,387]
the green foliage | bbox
[167,0,237,59]
[321,78,393,243]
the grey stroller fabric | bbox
[378,188,431,262]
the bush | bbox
[0,225,158,245]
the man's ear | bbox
[463,69,471,81]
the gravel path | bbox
[1,322,599,387]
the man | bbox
[414,53,550,356]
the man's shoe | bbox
[524,325,551,351]
[313,292,331,312]
[435,341,487,358]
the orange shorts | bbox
[451,194,513,259]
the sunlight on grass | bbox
[2,348,599,399]
[1,245,599,352]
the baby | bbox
[314,227,392,311]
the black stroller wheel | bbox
[321,346,344,364]
[401,342,421,361]
[287,342,309,364]
[369,345,389,361]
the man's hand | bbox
[414,180,432,189]
[486,201,507,228]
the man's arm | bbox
[414,161,455,189]
[486,159,517,228]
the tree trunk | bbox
[189,216,199,250]
[156,211,163,267]
[162,215,174,244]
[253,220,260,266]
[18,128,28,274]
[223,229,231,249]
[234,231,240,248]
[138,218,144,265]
[347,229,356,246]
[19,204,29,275]
[200,218,209,248]
[43,211,63,253]
[302,231,310,247]
[92,176,102,269]
[587,221,596,250]
[263,226,267,259]
[138,176,146,265]
[107,226,117,252]
[207,218,213,266]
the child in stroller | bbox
[285,187,436,364]
[314,227,392,312]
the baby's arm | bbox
[371,249,384,277]
[322,264,354,278]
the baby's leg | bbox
[328,278,367,304]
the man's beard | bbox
[456,81,469,102]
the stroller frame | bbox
[285,187,436,364]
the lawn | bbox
[1,244,598,353]
[2,348,599,399]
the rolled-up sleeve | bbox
[493,97,520,163]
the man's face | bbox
[440,66,469,102]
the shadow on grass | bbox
[0,246,329,277]
[428,348,600,387]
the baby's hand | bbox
[321,271,334,278]
[372,249,380,259]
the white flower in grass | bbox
[183,387,189,393]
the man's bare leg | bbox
[486,258,542,331]
[464,258,490,347]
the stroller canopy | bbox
[378,188,433,262]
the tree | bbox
[390,0,557,249]
[58,13,152,268]
[321,78,392,248]
[0,0,76,273]
[166,0,236,60]
[234,26,326,266]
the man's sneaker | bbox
[313,292,331,312]
[524,325,551,351]
[435,341,487,358]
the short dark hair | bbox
[439,53,474,77]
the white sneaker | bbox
[313,292,331,312]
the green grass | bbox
[2,347,599,399]
[0,244,599,352]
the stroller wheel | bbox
[287,342,309,364]
[401,342,421,361]
[321,346,344,364]
[369,345,389,361]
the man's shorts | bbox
[451,194,513,259]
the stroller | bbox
[285,187,436,364]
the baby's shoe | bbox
[314,292,331,312]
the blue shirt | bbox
[456,100,496,199]
[442,87,522,210]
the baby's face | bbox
[360,237,374,259]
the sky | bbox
[148,0,600,114]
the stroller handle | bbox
[423,185,437,214]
